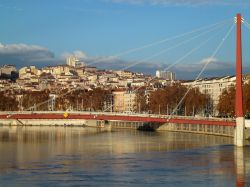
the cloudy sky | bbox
[1,0,250,79]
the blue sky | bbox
[1,0,250,79]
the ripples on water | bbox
[0,126,249,186]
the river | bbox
[0,126,249,186]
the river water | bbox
[0,126,249,186]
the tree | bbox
[184,88,211,116]
[134,88,148,113]
[148,83,209,116]
[55,88,111,111]
[55,89,89,111]
[0,91,19,111]
[22,90,50,111]
[149,89,168,114]
[217,82,250,117]
[89,88,111,111]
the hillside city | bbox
[1,1,250,185]
[0,56,250,117]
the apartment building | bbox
[0,65,16,76]
[182,75,250,114]
[19,66,41,79]
[115,70,133,78]
[112,90,136,113]
[156,70,176,81]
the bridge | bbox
[0,111,240,138]
[0,111,235,126]
[0,14,249,146]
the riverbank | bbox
[1,112,249,140]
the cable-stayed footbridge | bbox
[0,14,249,146]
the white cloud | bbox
[172,57,221,73]
[73,51,88,59]
[0,43,242,79]
[0,43,58,67]
[199,57,217,65]
[171,57,237,79]
[0,43,52,55]
[61,50,88,60]
[61,50,121,65]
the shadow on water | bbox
[137,122,156,131]
[0,126,249,186]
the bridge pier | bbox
[234,117,245,147]
[96,120,112,131]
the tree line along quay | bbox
[1,82,250,118]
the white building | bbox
[88,75,98,84]
[124,91,136,112]
[182,76,237,114]
[115,70,133,78]
[66,56,79,67]
[19,66,41,79]
[156,70,176,81]
[131,81,145,87]
[0,65,16,76]
[42,65,72,78]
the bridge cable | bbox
[102,23,231,112]
[162,24,228,72]
[21,21,231,113]
[87,19,232,66]
[28,19,233,89]
[168,23,235,119]
[120,21,230,71]
[244,19,250,29]
[7,19,233,116]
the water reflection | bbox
[235,147,250,186]
[0,126,249,186]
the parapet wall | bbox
[0,118,96,127]
[157,123,235,137]
[0,118,237,138]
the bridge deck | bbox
[0,112,236,127]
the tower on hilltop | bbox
[66,56,79,67]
